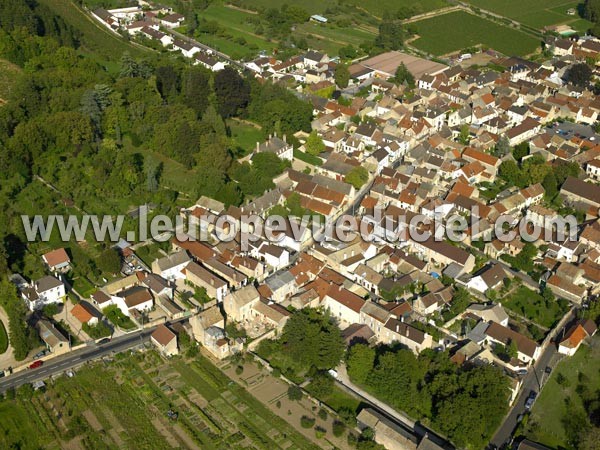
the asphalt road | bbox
[489,308,576,448]
[0,328,155,393]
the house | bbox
[172,39,200,58]
[466,264,507,293]
[464,303,509,327]
[558,319,597,356]
[37,319,69,355]
[546,274,587,303]
[381,318,433,353]
[194,53,226,72]
[183,261,228,302]
[152,251,191,281]
[160,13,185,28]
[323,285,366,327]
[484,321,541,364]
[413,292,444,316]
[118,286,154,315]
[250,299,291,331]
[253,134,293,161]
[505,118,540,146]
[140,272,172,300]
[42,248,70,272]
[190,305,225,348]
[151,324,179,356]
[560,176,600,212]
[223,285,260,323]
[21,275,65,311]
[70,303,99,326]
[303,50,329,69]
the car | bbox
[545,366,552,374]
[29,360,43,369]
[97,338,111,345]
[515,368,528,376]
[529,390,538,400]
[33,350,47,360]
[525,397,535,410]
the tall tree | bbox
[214,67,250,118]
[334,64,350,88]
[181,67,211,117]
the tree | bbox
[494,135,510,157]
[97,248,121,274]
[585,0,600,23]
[347,343,375,384]
[345,166,369,189]
[375,20,405,50]
[542,171,558,199]
[214,67,250,118]
[181,67,211,117]
[287,385,303,401]
[305,130,325,156]
[393,63,414,87]
[334,64,350,88]
[566,63,593,87]
[512,141,529,160]
[307,372,334,398]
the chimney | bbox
[211,278,214,286]
[256,142,260,152]
[283,134,287,143]
[396,324,399,332]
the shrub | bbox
[318,408,328,420]
[235,365,244,375]
[315,425,326,438]
[333,420,345,437]
[300,415,316,429]
[287,385,303,401]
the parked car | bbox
[525,397,535,410]
[515,368,528,376]
[29,360,43,369]
[97,338,111,345]
[33,350,47,360]
[545,366,552,374]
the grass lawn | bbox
[228,119,265,157]
[0,319,7,355]
[0,400,54,449]
[293,149,323,166]
[503,285,569,329]
[410,11,541,56]
[525,337,600,448]
[317,385,361,413]
[71,276,96,298]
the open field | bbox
[409,11,541,56]
[525,336,600,448]
[466,0,592,31]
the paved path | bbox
[0,305,16,373]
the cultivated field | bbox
[0,350,321,450]
[466,0,593,31]
[409,11,541,56]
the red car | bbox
[29,360,43,369]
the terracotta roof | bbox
[326,285,365,313]
[151,324,176,346]
[42,248,70,267]
[560,324,587,349]
[70,303,97,324]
